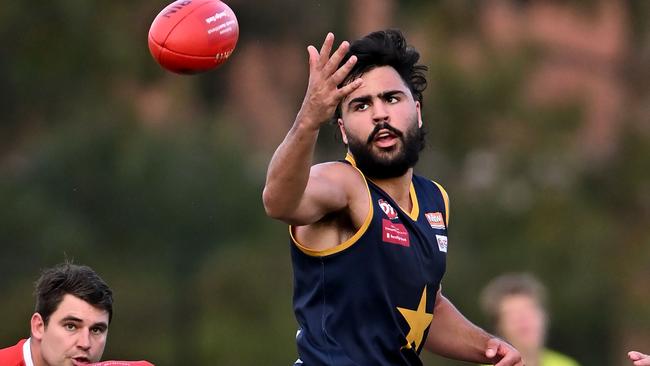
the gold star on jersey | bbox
[397,285,434,350]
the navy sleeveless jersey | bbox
[289,156,450,366]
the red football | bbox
[148,0,239,74]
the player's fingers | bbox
[630,351,650,365]
[317,32,335,69]
[492,349,507,366]
[485,346,497,359]
[494,344,522,366]
[331,55,358,85]
[337,78,363,100]
[493,355,517,366]
[307,45,319,72]
[629,351,648,360]
[485,338,500,359]
[322,41,350,76]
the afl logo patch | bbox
[378,199,398,220]
[425,212,445,229]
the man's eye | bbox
[64,323,76,331]
[355,103,369,111]
[90,327,105,335]
[387,96,399,104]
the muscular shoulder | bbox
[307,160,369,224]
[294,161,371,251]
[311,160,363,181]
[311,160,367,194]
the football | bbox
[148,0,239,74]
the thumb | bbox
[485,339,499,358]
[306,45,319,70]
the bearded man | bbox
[263,29,523,366]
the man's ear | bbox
[415,101,423,128]
[31,313,45,340]
[338,118,349,145]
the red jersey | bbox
[0,339,28,366]
[0,338,154,366]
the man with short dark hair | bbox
[0,262,152,366]
[263,29,523,365]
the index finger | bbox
[337,77,363,104]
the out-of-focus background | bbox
[1,0,649,365]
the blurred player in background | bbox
[263,29,522,365]
[0,262,153,366]
[628,351,650,365]
[480,273,580,366]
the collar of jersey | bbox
[345,153,419,221]
[23,338,35,366]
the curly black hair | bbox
[334,29,428,120]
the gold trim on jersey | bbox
[290,159,374,257]
[404,183,419,221]
[345,153,356,166]
[432,181,450,227]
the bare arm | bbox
[262,33,363,225]
[425,290,523,366]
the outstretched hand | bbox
[485,338,524,366]
[629,351,650,365]
[299,32,363,129]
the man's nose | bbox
[76,329,91,350]
[371,101,389,123]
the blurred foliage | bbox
[1,1,649,366]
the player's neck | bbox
[371,169,414,211]
[29,339,45,366]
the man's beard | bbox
[346,118,425,179]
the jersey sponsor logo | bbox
[378,199,398,220]
[425,212,445,229]
[382,219,410,247]
[435,234,448,252]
